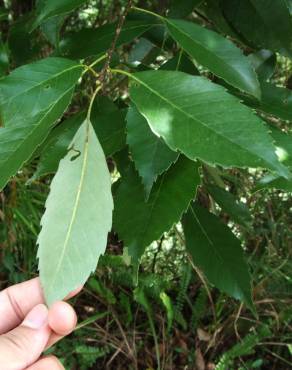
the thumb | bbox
[0,304,51,370]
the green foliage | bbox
[126,105,178,197]
[222,0,292,56]
[206,184,252,227]
[0,2,292,367]
[215,326,271,370]
[129,70,288,178]
[32,112,85,179]
[166,18,261,97]
[183,203,253,307]
[114,157,200,261]
[33,0,88,29]
[60,20,155,59]
[0,57,82,190]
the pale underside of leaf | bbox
[37,119,113,305]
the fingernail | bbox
[22,304,48,329]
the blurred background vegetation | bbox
[0,0,292,369]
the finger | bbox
[0,304,51,370]
[25,356,64,370]
[0,278,44,334]
[46,302,77,348]
[49,301,77,336]
[0,278,82,334]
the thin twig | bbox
[99,0,133,85]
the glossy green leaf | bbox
[222,0,292,56]
[114,156,200,261]
[60,21,155,59]
[182,203,253,307]
[33,112,85,179]
[33,0,87,29]
[91,96,126,157]
[129,70,289,179]
[169,0,203,18]
[0,57,82,190]
[166,19,260,98]
[207,184,252,227]
[126,105,178,198]
[38,118,113,305]
[248,50,276,81]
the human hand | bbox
[0,277,80,370]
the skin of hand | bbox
[0,278,81,370]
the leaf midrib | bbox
[0,64,81,107]
[46,120,90,296]
[0,86,74,189]
[189,205,248,298]
[131,73,270,168]
[166,19,257,94]
[139,171,167,247]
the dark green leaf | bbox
[33,112,85,179]
[198,0,240,40]
[128,37,158,66]
[129,70,289,179]
[0,7,8,21]
[207,184,252,227]
[38,118,113,305]
[0,39,9,76]
[60,21,155,59]
[114,156,200,261]
[160,52,199,75]
[91,96,126,157]
[169,0,203,18]
[8,14,39,65]
[41,15,65,47]
[222,0,292,56]
[248,50,277,81]
[126,105,178,197]
[166,19,260,98]
[258,82,292,122]
[183,203,253,307]
[0,57,82,190]
[33,0,87,29]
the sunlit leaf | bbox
[129,70,289,179]
[0,57,82,190]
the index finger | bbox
[0,277,81,334]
